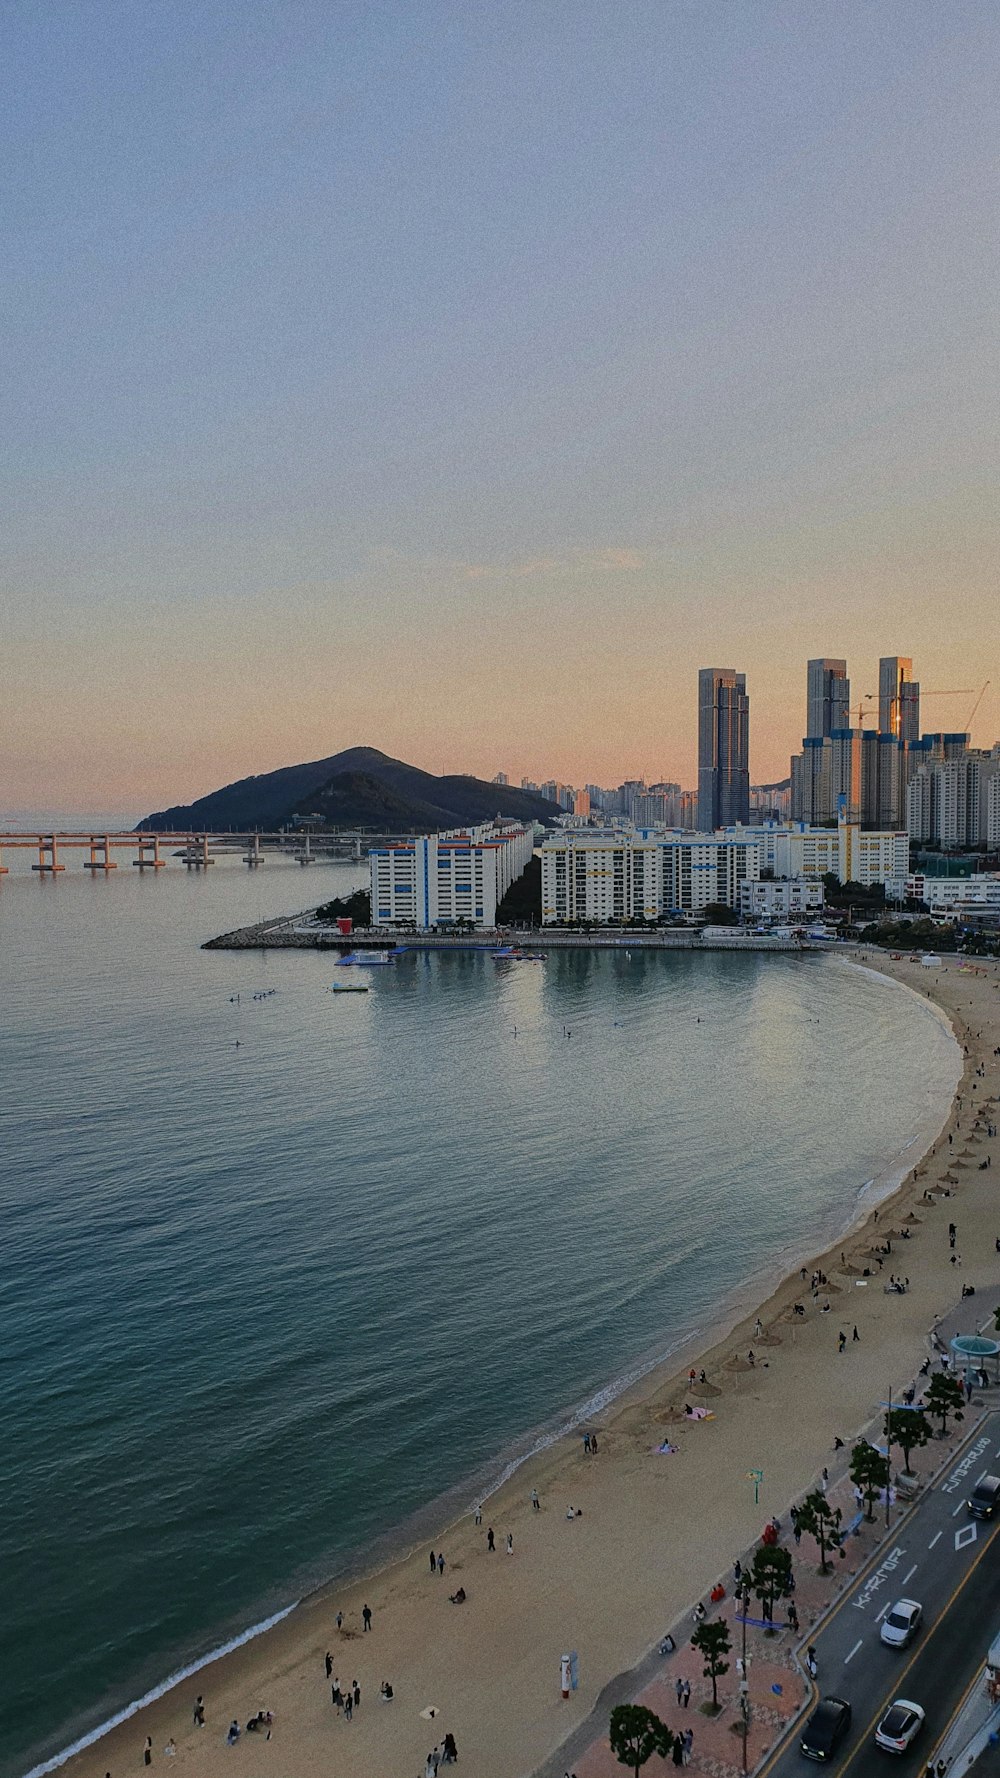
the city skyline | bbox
[3,4,1000,813]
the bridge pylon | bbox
[32,835,65,875]
[85,835,118,871]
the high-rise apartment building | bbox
[879,657,920,743]
[806,659,850,738]
[697,668,750,831]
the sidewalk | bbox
[551,1400,981,1778]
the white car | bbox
[875,1700,925,1754]
[880,1600,923,1649]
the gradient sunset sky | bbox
[3,2,999,816]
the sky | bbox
[2,1,999,817]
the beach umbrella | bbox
[690,1378,721,1398]
[726,1354,753,1372]
[758,1327,783,1344]
[941,1171,958,1183]
[903,1212,921,1223]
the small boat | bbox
[330,979,370,993]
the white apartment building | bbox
[739,879,825,920]
[539,829,760,922]
[369,823,534,929]
[720,819,909,888]
[903,874,1000,919]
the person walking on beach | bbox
[144,1737,152,1767]
[344,1690,353,1721]
[487,1526,495,1551]
[325,1651,333,1678]
[335,1610,343,1630]
[474,1503,482,1525]
[437,1552,445,1575]
[507,1532,514,1555]
[531,1488,540,1511]
[193,1696,205,1727]
[332,1679,343,1713]
[838,1331,847,1354]
[353,1680,361,1710]
[853,1325,860,1342]
[362,1603,372,1631]
[430,1549,437,1574]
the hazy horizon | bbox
[3,2,999,811]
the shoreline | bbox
[22,950,975,1778]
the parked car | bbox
[880,1599,923,1649]
[801,1697,852,1761]
[875,1700,925,1753]
[968,1475,1000,1519]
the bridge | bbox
[0,830,416,876]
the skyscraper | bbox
[879,657,920,742]
[697,668,750,830]
[806,659,850,738]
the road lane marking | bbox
[751,1416,1000,1778]
[830,1515,1000,1776]
[844,1639,863,1663]
[955,1523,978,1550]
[876,1601,891,1621]
[953,1501,967,1516]
[902,1564,918,1585]
[928,1531,942,1549]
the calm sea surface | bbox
[0,855,959,1777]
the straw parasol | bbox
[725,1354,754,1373]
[656,1403,691,1425]
[903,1212,922,1224]
[941,1171,958,1184]
[690,1378,722,1398]
[758,1328,783,1345]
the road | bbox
[764,1412,1000,1778]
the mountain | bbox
[140,747,558,832]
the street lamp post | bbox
[740,1580,751,1776]
[885,1386,893,1531]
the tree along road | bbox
[762,1410,1000,1778]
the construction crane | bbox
[858,684,991,736]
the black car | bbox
[967,1476,1000,1519]
[801,1697,853,1761]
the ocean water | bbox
[0,857,959,1778]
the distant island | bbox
[140,746,559,833]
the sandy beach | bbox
[52,952,1000,1778]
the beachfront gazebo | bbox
[951,1334,1000,1387]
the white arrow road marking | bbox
[928,1531,942,1549]
[955,1523,978,1551]
[844,1639,863,1664]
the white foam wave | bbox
[468,1326,702,1508]
[19,1603,298,1778]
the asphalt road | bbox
[764,1410,1000,1778]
